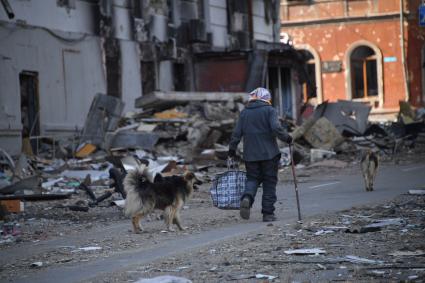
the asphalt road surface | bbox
[9,161,425,283]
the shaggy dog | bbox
[360,150,379,192]
[124,170,199,233]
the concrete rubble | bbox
[0,95,424,281]
[1,96,424,215]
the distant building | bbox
[281,0,425,120]
[0,0,309,155]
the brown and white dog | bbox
[123,170,200,233]
[360,150,379,192]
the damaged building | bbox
[0,0,312,156]
[281,0,425,121]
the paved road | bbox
[11,162,425,283]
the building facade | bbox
[1,0,310,155]
[281,0,425,120]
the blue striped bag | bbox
[210,160,246,210]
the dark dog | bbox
[360,150,379,191]
[124,170,200,233]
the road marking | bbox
[401,165,425,172]
[309,181,341,189]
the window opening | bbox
[350,46,378,99]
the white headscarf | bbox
[249,87,271,103]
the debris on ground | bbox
[104,193,425,282]
[0,95,424,281]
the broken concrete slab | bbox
[0,176,40,195]
[80,93,125,146]
[304,117,344,150]
[60,167,111,182]
[106,131,159,151]
[135,91,247,111]
[137,123,157,132]
[314,100,372,136]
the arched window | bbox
[350,46,378,99]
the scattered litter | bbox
[409,190,425,195]
[61,168,111,182]
[284,248,327,255]
[255,274,278,280]
[389,250,425,257]
[30,261,43,268]
[323,226,348,230]
[76,246,102,252]
[314,230,335,236]
[111,200,125,208]
[75,143,97,158]
[344,255,384,265]
[134,275,192,283]
[41,177,65,189]
[345,226,381,234]
[364,218,404,228]
[371,270,386,275]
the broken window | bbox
[19,71,39,152]
[350,46,378,99]
[141,61,156,95]
[104,38,122,98]
[226,0,252,49]
[173,63,186,91]
[299,50,316,102]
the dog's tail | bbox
[123,169,147,217]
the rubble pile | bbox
[289,100,425,165]
[117,100,241,162]
[1,93,425,247]
[0,94,245,244]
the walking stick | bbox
[289,144,302,222]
